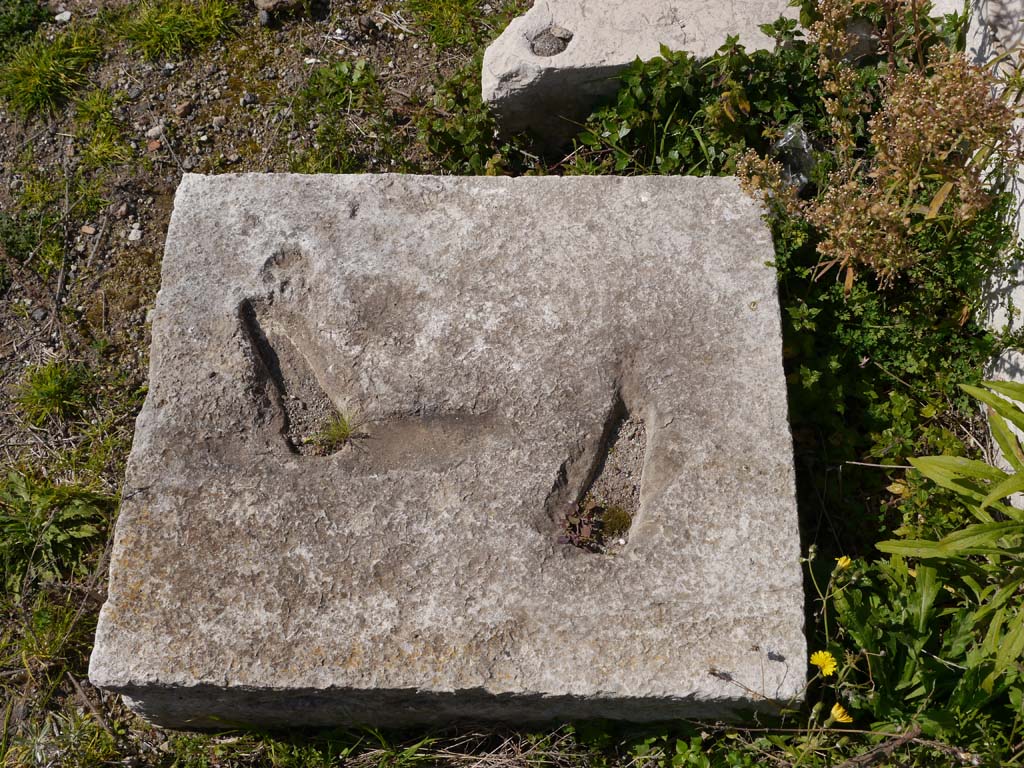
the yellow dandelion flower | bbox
[810,650,838,677]
[830,703,853,723]
[835,556,852,570]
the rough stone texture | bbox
[482,0,797,150]
[971,0,1024,351]
[89,173,805,729]
[931,2,1024,386]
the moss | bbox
[601,506,632,539]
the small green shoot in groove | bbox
[310,411,363,454]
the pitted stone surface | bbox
[483,0,796,149]
[89,173,804,728]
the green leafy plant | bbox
[120,0,238,61]
[289,59,388,173]
[876,381,1024,692]
[417,53,527,175]
[0,28,101,116]
[0,472,112,593]
[569,21,827,176]
[16,360,95,426]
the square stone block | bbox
[483,0,797,149]
[89,174,805,728]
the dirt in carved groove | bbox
[241,299,340,455]
[562,410,646,554]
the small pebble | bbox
[80,224,96,235]
[145,124,164,139]
[357,14,377,34]
[240,92,258,107]
[54,10,71,23]
[174,100,194,118]
[128,227,142,242]
[212,115,227,129]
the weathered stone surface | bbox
[482,0,797,150]
[89,173,804,729]
[933,1,1024,385]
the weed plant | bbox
[288,59,396,173]
[406,0,483,49]
[1,155,108,287]
[312,412,361,453]
[0,472,112,595]
[0,28,101,116]
[16,360,95,427]
[419,53,531,175]
[75,89,133,169]
[121,0,238,61]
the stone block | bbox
[482,0,797,150]
[89,173,805,728]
